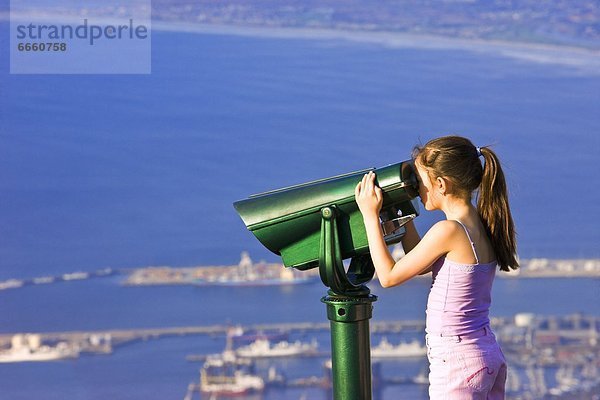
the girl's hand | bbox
[355,171,383,218]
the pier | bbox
[1,315,597,356]
[0,320,428,350]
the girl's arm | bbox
[401,219,432,275]
[401,220,420,253]
[355,172,450,287]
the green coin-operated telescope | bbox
[233,160,420,400]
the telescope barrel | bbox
[233,160,419,270]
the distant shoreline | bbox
[2,11,599,73]
[0,258,598,291]
[152,21,600,74]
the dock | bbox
[0,320,427,350]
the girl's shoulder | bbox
[425,220,474,253]
[428,220,464,237]
[420,220,463,253]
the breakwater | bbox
[2,258,598,293]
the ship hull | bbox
[200,388,262,396]
[0,351,77,363]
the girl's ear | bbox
[436,177,448,195]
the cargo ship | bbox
[199,351,265,396]
[0,334,79,363]
[236,338,319,358]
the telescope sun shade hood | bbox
[233,160,420,270]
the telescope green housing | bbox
[233,160,420,271]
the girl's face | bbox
[415,162,439,211]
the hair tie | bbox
[476,146,483,158]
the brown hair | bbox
[412,135,518,271]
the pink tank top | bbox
[425,221,497,336]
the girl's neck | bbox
[439,196,476,222]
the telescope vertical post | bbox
[319,206,376,400]
[322,294,376,400]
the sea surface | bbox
[1,22,599,400]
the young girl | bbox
[355,135,518,399]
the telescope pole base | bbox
[321,294,377,400]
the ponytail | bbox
[477,147,519,271]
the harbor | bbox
[1,313,598,398]
[0,253,598,398]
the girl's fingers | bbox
[357,171,379,200]
[375,186,383,201]
[364,171,373,191]
[361,173,369,190]
[368,171,377,192]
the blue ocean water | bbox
[1,23,600,400]
[1,26,600,281]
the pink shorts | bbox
[426,326,507,400]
